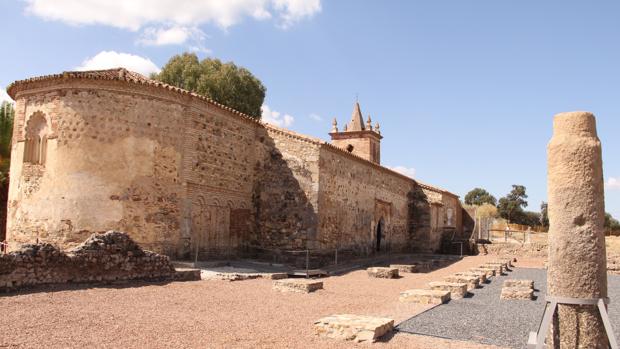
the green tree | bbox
[464,188,497,206]
[605,213,620,230]
[0,101,13,242]
[152,52,266,118]
[497,185,528,223]
[540,202,549,227]
[0,102,13,184]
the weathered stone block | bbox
[389,264,416,273]
[483,263,505,273]
[314,314,394,343]
[503,279,534,289]
[428,281,468,298]
[455,271,486,283]
[367,267,399,279]
[500,287,534,300]
[399,289,451,304]
[470,267,496,277]
[273,278,323,293]
[443,275,479,290]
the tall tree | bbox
[540,201,549,227]
[152,52,266,118]
[605,213,620,230]
[464,188,497,206]
[497,185,528,223]
[0,101,14,242]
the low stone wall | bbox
[0,231,176,292]
[475,242,548,258]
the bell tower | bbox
[329,101,382,164]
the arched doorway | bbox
[376,218,385,252]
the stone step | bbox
[389,264,417,273]
[443,275,479,290]
[273,278,324,293]
[399,289,451,304]
[500,287,534,300]
[173,268,202,281]
[503,279,534,289]
[428,281,468,298]
[314,314,394,343]
[367,267,399,279]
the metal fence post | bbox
[305,249,310,279]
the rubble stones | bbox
[399,289,451,304]
[366,267,399,279]
[314,314,394,343]
[0,231,176,292]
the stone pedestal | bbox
[455,271,487,283]
[443,275,479,290]
[429,281,468,298]
[367,267,399,279]
[273,279,323,293]
[399,289,451,304]
[500,287,534,300]
[470,267,495,277]
[314,314,394,343]
[547,111,608,348]
[503,279,534,289]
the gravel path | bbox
[0,255,505,349]
[397,267,620,349]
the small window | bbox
[346,144,354,152]
[23,112,49,165]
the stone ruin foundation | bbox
[0,231,179,292]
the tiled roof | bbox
[7,67,262,124]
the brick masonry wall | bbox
[251,127,321,251]
[7,80,261,259]
[0,231,176,292]
[317,146,412,254]
[6,73,463,261]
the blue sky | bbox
[1,0,619,219]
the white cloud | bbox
[607,177,620,190]
[273,0,322,28]
[309,113,322,121]
[0,89,14,104]
[24,0,321,31]
[138,26,206,46]
[75,51,160,76]
[389,166,416,179]
[262,104,294,127]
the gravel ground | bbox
[398,267,620,349]
[0,255,507,349]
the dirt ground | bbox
[0,255,537,349]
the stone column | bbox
[547,111,608,348]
